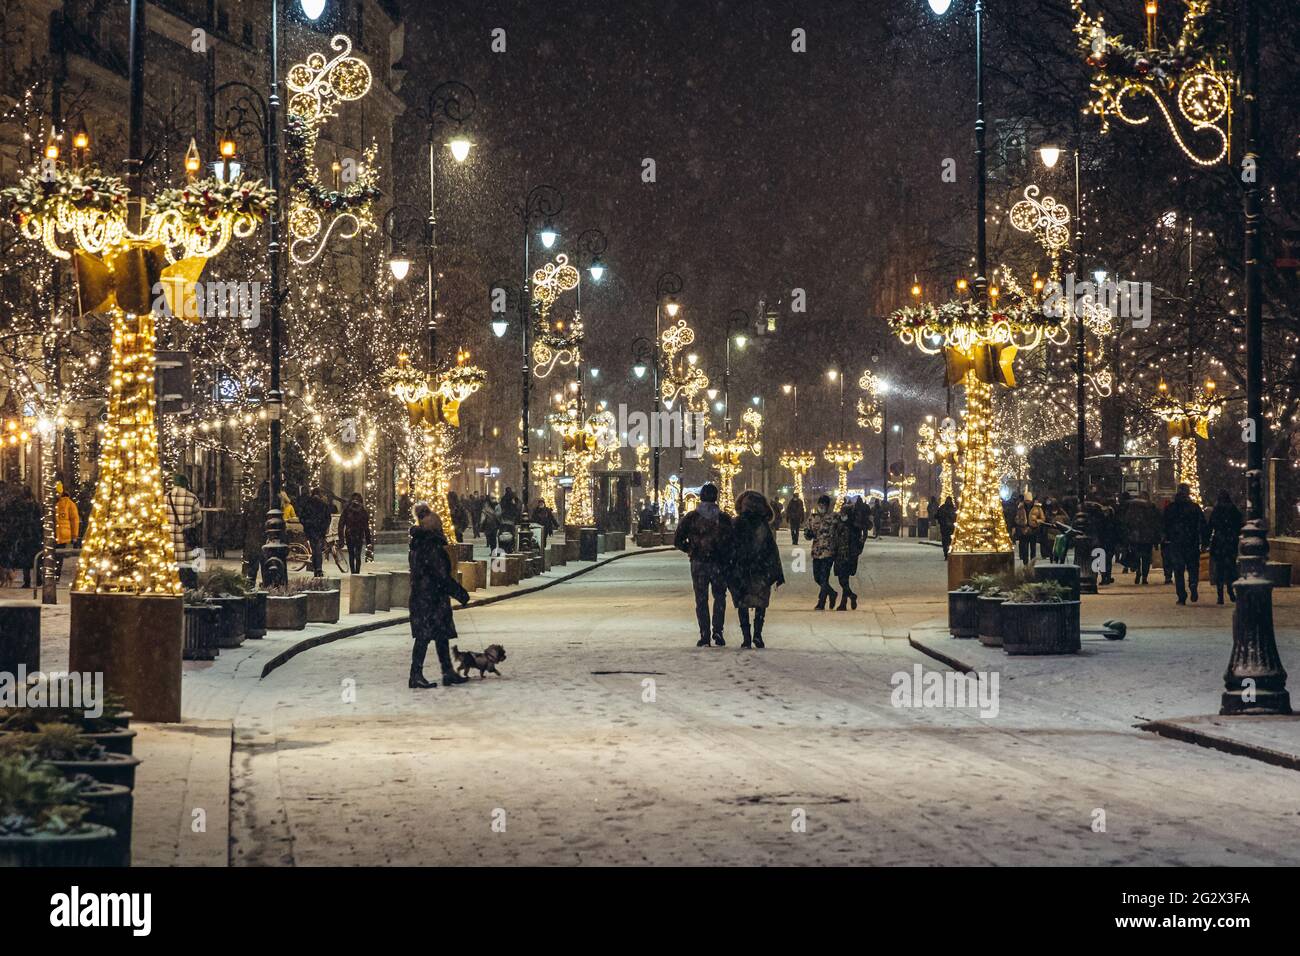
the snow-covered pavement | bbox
[218,539,1300,866]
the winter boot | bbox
[696,635,710,647]
[739,618,752,649]
[836,592,848,611]
[1190,585,1199,603]
[435,637,468,685]
[1216,585,1225,605]
[408,639,437,689]
[849,590,858,610]
[712,631,726,647]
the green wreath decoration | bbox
[1071,0,1231,93]
[2,165,128,225]
[285,113,381,214]
[152,178,276,228]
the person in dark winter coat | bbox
[408,503,471,688]
[296,487,333,577]
[500,488,522,525]
[339,493,372,574]
[1163,483,1207,604]
[851,496,873,542]
[803,494,837,609]
[831,502,865,610]
[936,496,957,557]
[771,498,784,531]
[1118,491,1161,584]
[531,499,558,549]
[480,496,501,551]
[727,491,784,648]
[1208,489,1243,604]
[4,486,43,587]
[784,493,805,546]
[674,482,733,647]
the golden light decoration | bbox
[1150,378,1223,502]
[857,369,884,433]
[382,351,485,428]
[2,145,274,595]
[534,456,564,510]
[823,441,863,509]
[917,417,960,504]
[706,427,760,514]
[411,422,458,533]
[635,442,650,476]
[284,34,380,264]
[659,318,710,412]
[1009,185,1071,277]
[530,254,583,378]
[300,391,377,470]
[779,450,816,499]
[1070,0,1230,166]
[548,399,616,524]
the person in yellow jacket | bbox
[55,482,80,546]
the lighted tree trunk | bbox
[951,371,1012,554]
[74,310,181,595]
[413,422,456,533]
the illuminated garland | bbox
[857,369,884,433]
[4,165,127,222]
[917,418,960,504]
[705,427,760,514]
[659,319,709,412]
[151,177,276,229]
[1070,0,1231,165]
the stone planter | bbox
[304,589,340,624]
[1002,600,1081,655]
[82,727,137,757]
[564,538,581,562]
[977,594,1007,647]
[347,574,376,614]
[947,590,979,639]
[1265,562,1293,587]
[182,604,222,661]
[0,604,40,674]
[389,571,411,607]
[266,593,308,631]
[244,590,268,639]
[636,531,657,548]
[550,542,567,566]
[0,825,119,868]
[373,573,392,611]
[80,782,133,867]
[49,752,142,790]
[209,595,248,648]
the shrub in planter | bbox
[1001,581,1081,656]
[265,585,308,631]
[299,581,340,624]
[201,568,253,648]
[0,755,117,867]
[2,689,137,757]
[977,591,1009,647]
[0,723,141,790]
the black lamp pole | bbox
[574,228,609,425]
[513,185,563,549]
[1223,0,1290,714]
[725,309,748,437]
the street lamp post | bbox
[1224,0,1290,715]
[879,383,890,513]
[574,228,609,424]
[513,185,564,549]
[724,309,750,437]
[653,271,683,517]
[412,81,476,368]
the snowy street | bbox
[213,541,1300,866]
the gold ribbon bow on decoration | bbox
[1167,416,1210,441]
[73,245,208,319]
[406,395,460,428]
[562,432,597,453]
[944,343,1019,389]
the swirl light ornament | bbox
[284,34,381,264]
[1009,185,1071,274]
[917,417,960,504]
[779,450,817,499]
[857,369,884,433]
[823,442,864,510]
[530,253,582,378]
[1070,0,1230,166]
[659,318,710,412]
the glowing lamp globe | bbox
[388,257,412,281]
[449,137,472,163]
[299,0,326,20]
[492,319,509,338]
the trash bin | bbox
[579,527,599,562]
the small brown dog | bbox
[452,644,507,678]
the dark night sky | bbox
[391,0,998,488]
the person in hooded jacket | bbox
[407,503,471,688]
[339,492,372,574]
[1163,483,1207,604]
[674,483,733,647]
[1207,489,1243,604]
[784,493,806,546]
[727,491,784,648]
[831,500,865,610]
[803,494,838,609]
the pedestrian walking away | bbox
[785,492,805,547]
[728,490,784,648]
[340,492,372,574]
[674,482,733,647]
[408,503,471,689]
[1208,489,1243,605]
[936,495,957,558]
[1163,483,1207,605]
[831,500,865,610]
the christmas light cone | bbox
[75,309,181,595]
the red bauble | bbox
[1135,57,1151,74]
